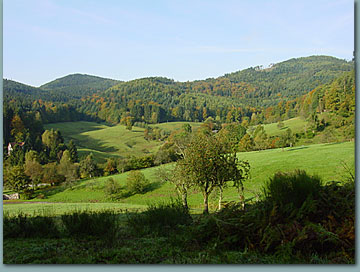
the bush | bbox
[3,213,60,238]
[104,177,122,199]
[61,210,119,241]
[21,189,34,200]
[127,199,192,236]
[263,169,322,210]
[126,170,150,194]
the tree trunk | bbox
[182,191,188,210]
[238,183,245,210]
[203,193,209,214]
[239,194,245,210]
[218,187,223,211]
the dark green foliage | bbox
[2,171,355,264]
[187,170,354,262]
[61,210,119,240]
[127,155,155,170]
[40,73,120,98]
[80,153,101,178]
[127,200,192,236]
[3,213,60,238]
[3,165,31,193]
[263,169,322,209]
[224,56,353,102]
[68,140,79,163]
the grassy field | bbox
[149,121,202,133]
[3,202,147,217]
[44,118,309,163]
[261,117,308,137]
[4,141,354,215]
[44,121,201,162]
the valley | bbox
[2,55,355,264]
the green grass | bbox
[45,121,162,162]
[149,121,202,133]
[4,141,354,215]
[231,141,354,201]
[3,202,147,217]
[44,121,203,162]
[261,117,308,137]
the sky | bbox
[3,0,354,87]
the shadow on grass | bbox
[75,133,119,153]
[120,181,164,199]
[37,179,91,199]
[37,185,69,199]
[322,142,344,146]
[286,146,309,152]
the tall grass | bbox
[61,210,120,241]
[3,212,60,238]
[127,199,192,236]
[263,169,322,209]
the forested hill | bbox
[3,79,56,101]
[40,73,121,98]
[100,55,353,107]
[220,55,353,102]
[3,55,354,125]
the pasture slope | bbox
[45,121,201,162]
[261,117,307,136]
[4,141,354,216]
[45,119,307,163]
[44,121,201,162]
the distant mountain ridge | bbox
[3,55,354,125]
[221,55,353,99]
[40,73,121,97]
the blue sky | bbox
[3,0,354,87]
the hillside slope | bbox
[3,55,354,126]
[222,55,352,101]
[40,73,120,98]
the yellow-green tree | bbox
[176,133,250,213]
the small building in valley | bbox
[7,142,25,156]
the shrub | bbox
[3,213,60,238]
[61,210,119,241]
[127,199,192,236]
[263,169,322,210]
[104,177,122,199]
[21,189,35,200]
[126,170,150,194]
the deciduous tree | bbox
[176,133,250,213]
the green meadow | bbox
[44,121,201,162]
[4,141,354,215]
[262,117,307,136]
[150,121,202,133]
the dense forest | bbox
[3,55,354,146]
